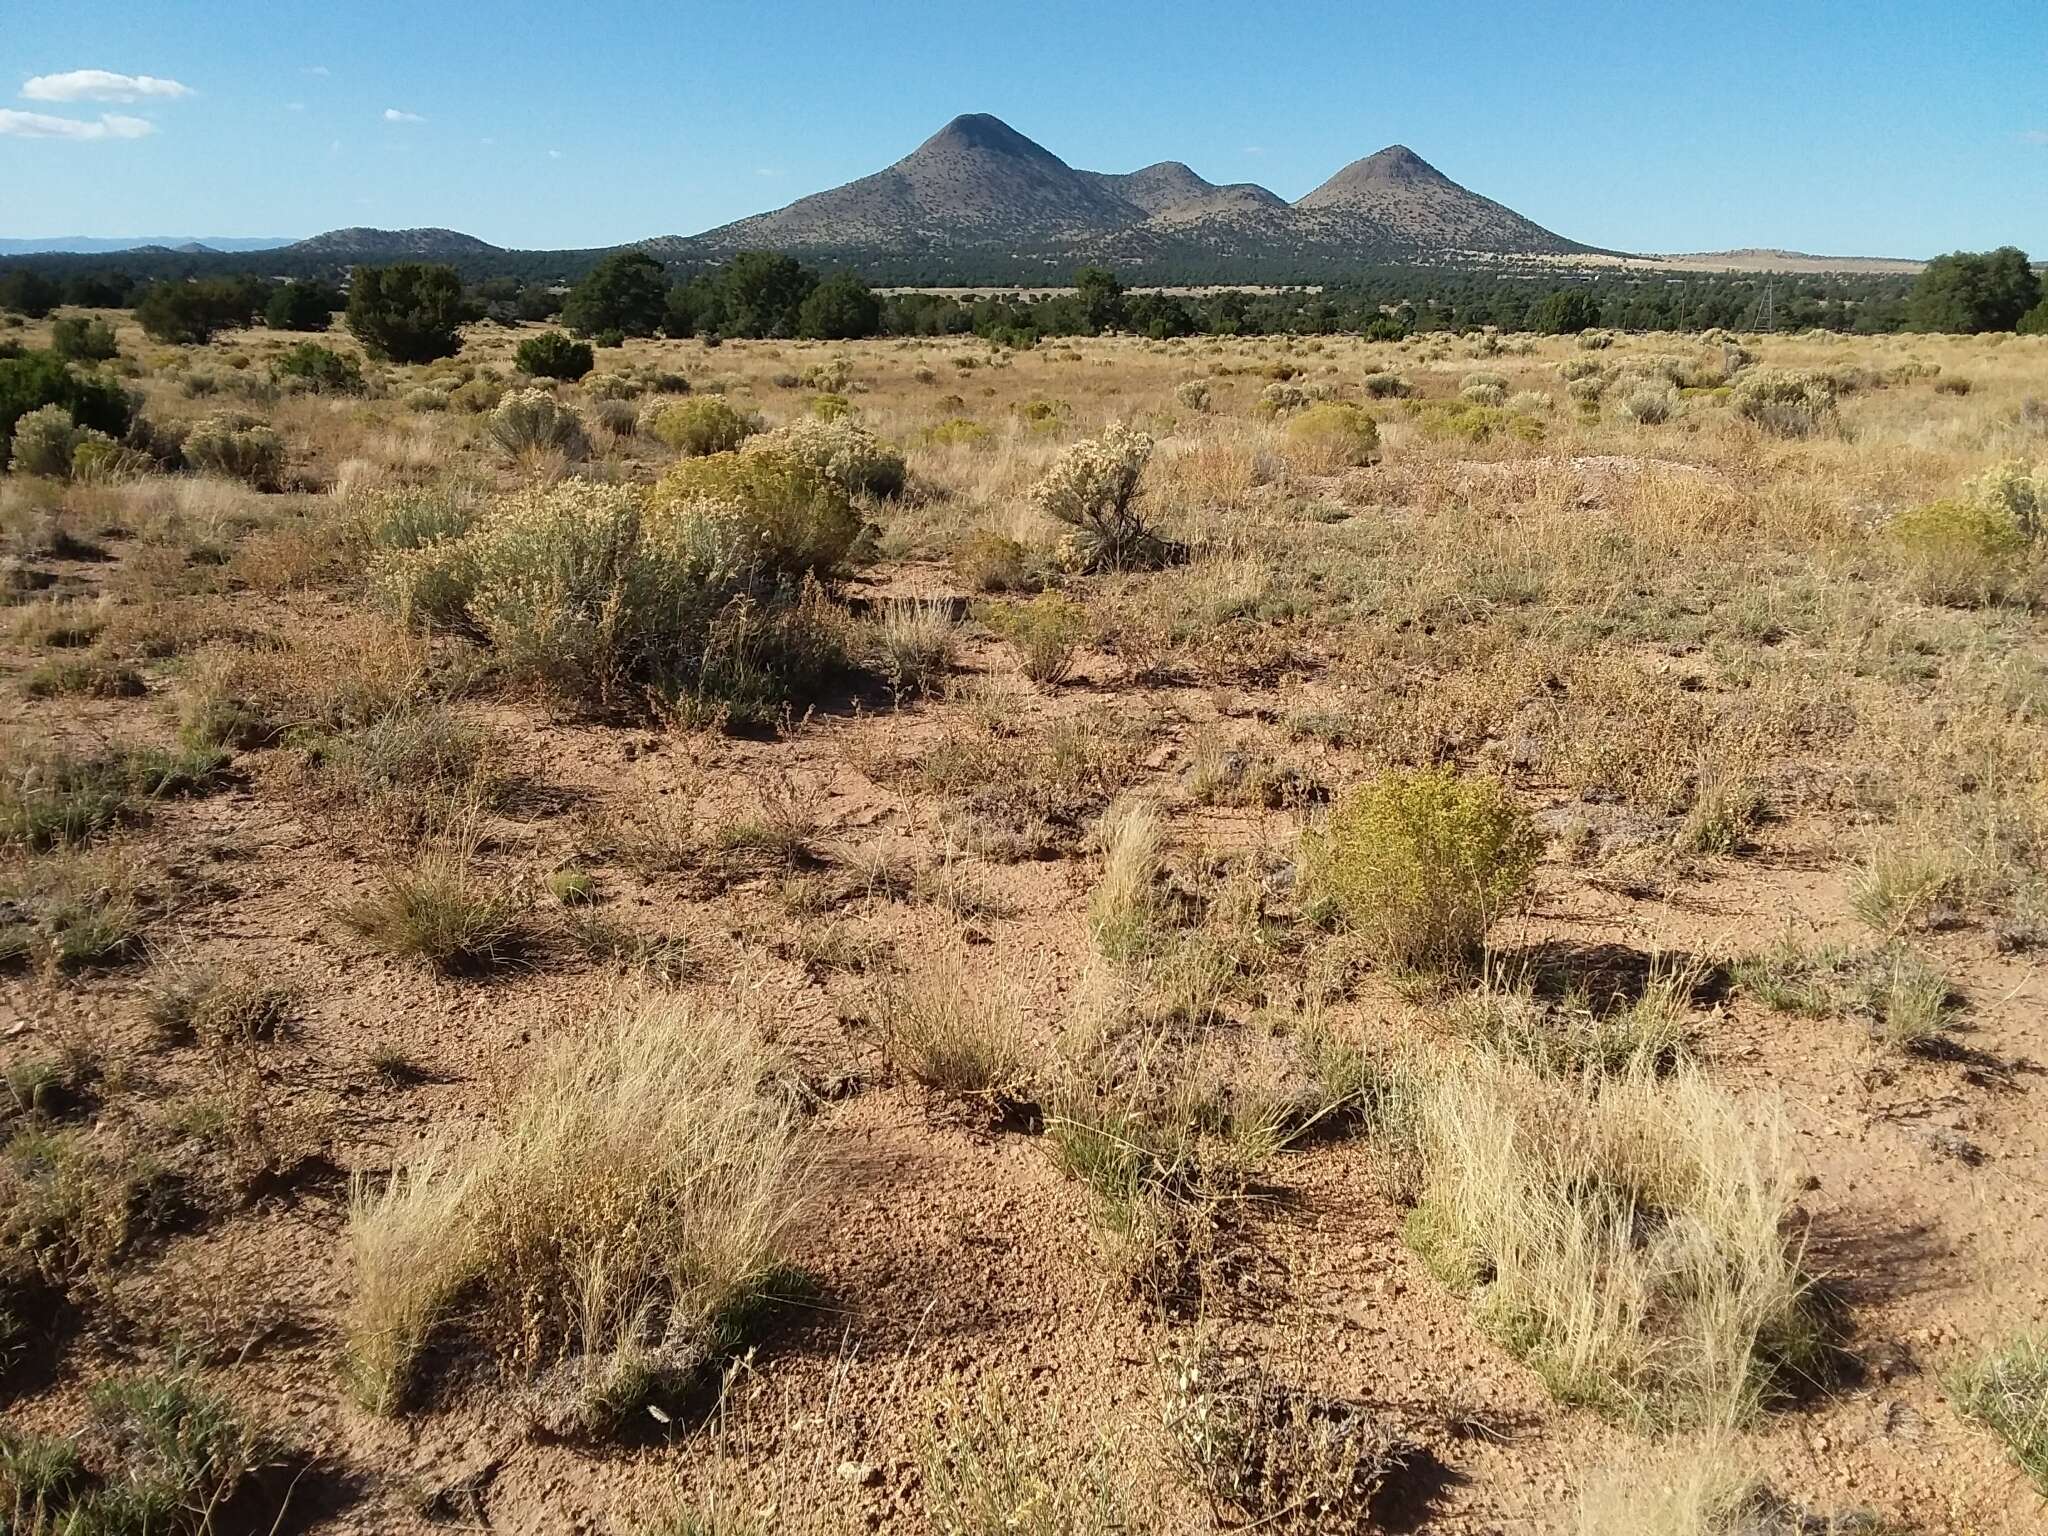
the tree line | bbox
[3,246,2040,354]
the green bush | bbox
[561,250,668,337]
[485,388,589,461]
[345,262,464,364]
[271,341,365,394]
[264,279,341,331]
[983,592,1090,686]
[1887,497,2033,606]
[1305,766,1542,972]
[134,277,259,344]
[7,404,81,476]
[1283,401,1380,468]
[377,456,856,713]
[182,412,287,489]
[0,348,132,460]
[1362,370,1411,399]
[646,446,863,591]
[642,396,757,456]
[515,331,595,381]
[741,414,905,498]
[49,315,118,362]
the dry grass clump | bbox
[878,942,1030,1109]
[0,1369,276,1536]
[336,824,526,972]
[344,991,802,1426]
[920,1378,1145,1536]
[1451,960,1699,1074]
[0,742,229,851]
[1088,797,1168,961]
[1403,1055,1822,1426]
[0,850,147,972]
[298,702,506,840]
[866,598,956,697]
[147,962,295,1050]
[1304,767,1541,974]
[1951,1334,2048,1495]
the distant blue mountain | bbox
[0,236,297,256]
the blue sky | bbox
[4,0,2045,256]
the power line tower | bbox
[1750,278,1776,333]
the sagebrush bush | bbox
[642,397,757,456]
[646,446,864,592]
[1732,368,1838,437]
[1032,421,1175,572]
[952,529,1031,593]
[1618,386,1676,425]
[1305,766,1541,972]
[1256,381,1308,416]
[378,454,855,710]
[7,404,80,476]
[515,331,595,381]
[1174,379,1211,411]
[1362,370,1410,398]
[741,414,905,498]
[486,387,589,462]
[182,412,287,489]
[345,991,802,1422]
[1887,496,2035,606]
[1282,401,1380,471]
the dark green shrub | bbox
[0,349,133,460]
[345,263,465,363]
[49,315,118,362]
[263,279,341,331]
[272,341,365,394]
[515,331,595,380]
[134,278,259,344]
[561,250,668,337]
[0,270,61,319]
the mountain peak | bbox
[915,113,1059,163]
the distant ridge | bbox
[281,227,505,261]
[685,113,1600,270]
[0,235,295,256]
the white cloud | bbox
[22,69,191,103]
[755,167,783,177]
[1241,145,1265,155]
[547,148,563,159]
[382,107,424,124]
[304,65,331,77]
[0,108,157,140]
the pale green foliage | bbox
[1283,401,1381,469]
[1305,766,1542,972]
[1887,459,2042,606]
[1174,378,1211,411]
[485,387,589,461]
[741,413,904,498]
[1030,421,1169,572]
[643,397,757,456]
[1731,369,1838,436]
[7,405,80,476]
[183,411,287,488]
